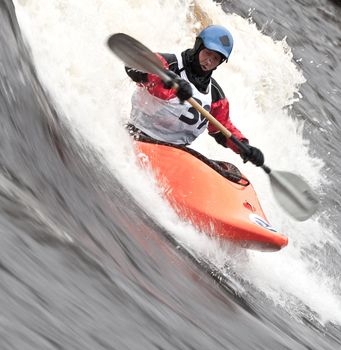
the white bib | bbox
[129,53,212,145]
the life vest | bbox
[128,53,212,145]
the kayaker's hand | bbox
[163,70,192,103]
[240,142,264,167]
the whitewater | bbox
[12,0,341,325]
[0,0,339,348]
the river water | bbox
[1,0,341,348]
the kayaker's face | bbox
[198,48,223,71]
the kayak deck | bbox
[135,141,288,251]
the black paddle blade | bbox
[269,170,319,221]
[107,33,171,83]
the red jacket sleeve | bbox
[208,97,248,154]
[138,54,178,100]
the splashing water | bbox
[13,0,341,324]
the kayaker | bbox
[125,25,264,167]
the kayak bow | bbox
[135,141,288,252]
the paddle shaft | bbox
[177,95,318,218]
[186,96,272,173]
[188,97,232,139]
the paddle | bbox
[107,33,319,221]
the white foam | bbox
[13,0,341,324]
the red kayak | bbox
[135,140,288,251]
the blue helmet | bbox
[198,25,234,61]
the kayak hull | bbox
[135,141,288,251]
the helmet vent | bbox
[219,35,230,47]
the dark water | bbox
[1,0,341,349]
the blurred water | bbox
[1,0,341,348]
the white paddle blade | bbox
[269,170,319,221]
